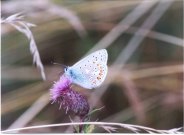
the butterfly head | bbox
[64,66,68,72]
[64,67,76,80]
[64,66,71,75]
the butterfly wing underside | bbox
[71,49,108,89]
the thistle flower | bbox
[50,75,89,117]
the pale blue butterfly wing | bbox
[65,49,108,89]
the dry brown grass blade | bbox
[8,92,50,130]
[129,64,183,79]
[119,71,146,123]
[100,94,163,125]
[2,82,48,115]
[113,0,173,66]
[48,2,87,38]
[85,22,183,47]
[85,0,158,55]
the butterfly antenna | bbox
[51,62,67,69]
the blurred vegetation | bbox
[1,0,183,133]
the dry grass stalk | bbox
[2,121,183,133]
[1,13,46,80]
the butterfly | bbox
[64,49,108,89]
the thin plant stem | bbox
[2,121,182,134]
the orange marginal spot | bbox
[97,77,101,80]
[99,73,103,76]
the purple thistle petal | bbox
[50,74,89,117]
[50,75,72,102]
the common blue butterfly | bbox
[64,49,108,89]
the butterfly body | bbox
[64,49,108,89]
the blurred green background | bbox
[1,0,183,133]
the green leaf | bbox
[87,106,105,116]
[83,124,95,133]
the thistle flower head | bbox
[50,75,89,117]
